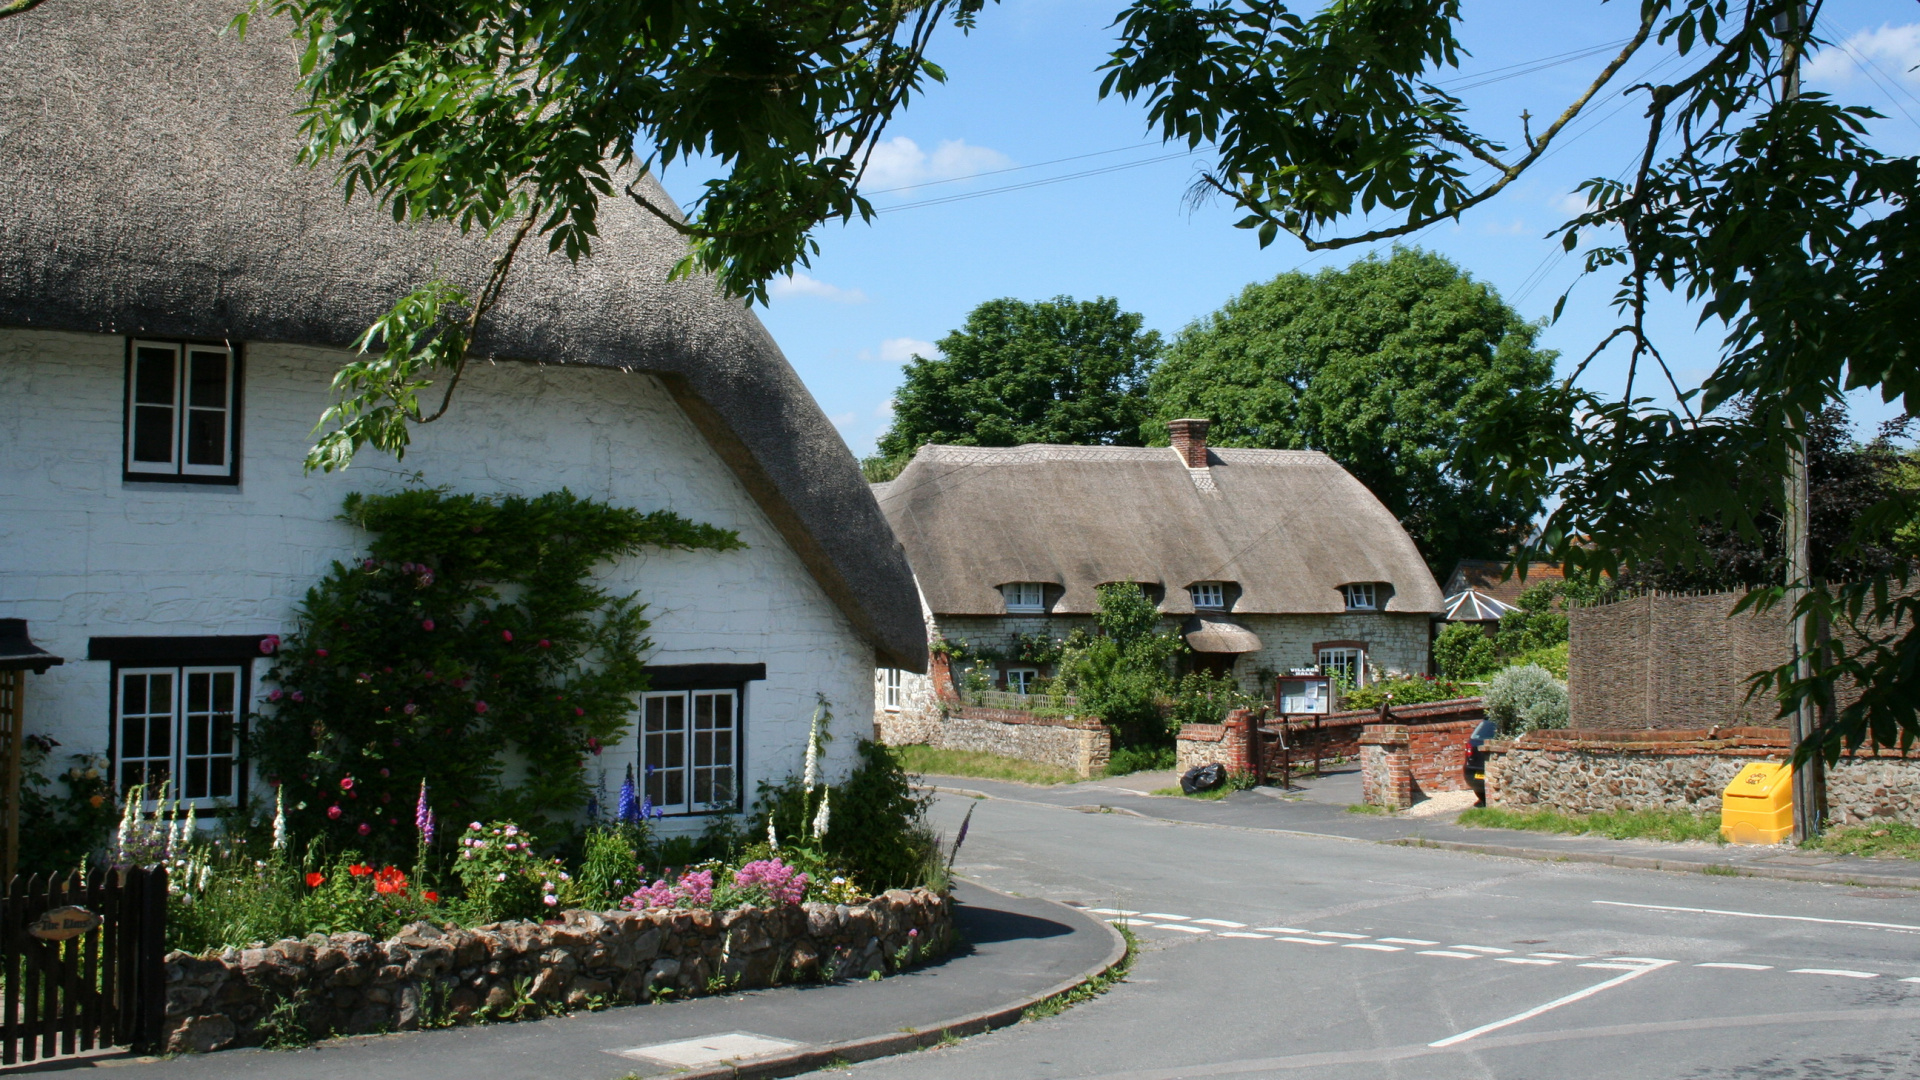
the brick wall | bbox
[872,704,1111,778]
[1486,727,1920,824]
[1359,720,1479,809]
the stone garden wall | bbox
[1486,728,1920,825]
[163,888,951,1054]
[874,706,1110,778]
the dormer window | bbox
[1188,582,1225,610]
[1003,582,1048,613]
[1343,583,1379,611]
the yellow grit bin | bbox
[1720,762,1794,845]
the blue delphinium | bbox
[617,765,639,824]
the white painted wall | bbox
[0,328,874,834]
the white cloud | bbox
[873,398,896,419]
[1806,23,1920,87]
[878,337,938,365]
[768,273,868,304]
[1552,190,1596,217]
[862,137,1014,193]
[828,411,858,430]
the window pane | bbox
[186,409,225,467]
[188,351,228,407]
[118,670,175,798]
[133,347,177,404]
[132,406,175,464]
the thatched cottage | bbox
[872,419,1444,715]
[0,0,921,832]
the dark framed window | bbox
[91,635,265,810]
[124,338,241,483]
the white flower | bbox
[272,787,287,851]
[811,787,831,840]
[496,872,507,882]
[766,815,779,852]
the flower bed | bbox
[163,888,953,1053]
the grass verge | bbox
[1023,925,1135,1021]
[1346,803,1391,815]
[893,745,1078,786]
[1458,806,1725,844]
[1807,821,1920,860]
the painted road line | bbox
[1312,932,1369,940]
[1611,957,1674,965]
[1343,943,1403,952]
[1902,977,1920,984]
[1698,963,1773,971]
[1530,952,1589,959]
[1581,963,1657,971]
[1498,958,1558,965]
[1451,946,1513,954]
[1594,900,1920,935]
[1277,936,1338,946]
[1378,937,1439,946]
[1255,927,1309,934]
[1418,951,1483,959]
[1155,924,1212,934]
[1791,968,1880,979]
[1218,932,1271,939]
[1088,908,1139,916]
[1191,919,1247,928]
[1429,960,1677,1048]
[1140,913,1190,920]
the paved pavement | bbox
[826,779,1920,1080]
[31,883,1116,1080]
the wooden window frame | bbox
[122,338,243,485]
[1002,582,1047,613]
[638,687,743,817]
[1188,582,1226,610]
[109,661,248,810]
[1004,667,1039,694]
[1342,583,1379,611]
[1317,646,1368,688]
[884,667,903,711]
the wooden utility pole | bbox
[1777,3,1823,843]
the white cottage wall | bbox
[0,328,872,834]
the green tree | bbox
[873,296,1160,470]
[1148,248,1553,575]
[1058,582,1185,747]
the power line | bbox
[861,141,1165,196]
[876,149,1200,213]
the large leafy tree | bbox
[1149,248,1553,575]
[873,296,1160,470]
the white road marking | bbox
[1498,958,1559,965]
[1429,960,1677,1048]
[1902,977,1920,984]
[1378,937,1440,946]
[1610,957,1674,965]
[1791,968,1880,979]
[1312,931,1370,939]
[1140,913,1190,920]
[1451,945,1513,954]
[1218,932,1271,939]
[1595,900,1920,935]
[1154,924,1212,934]
[1277,936,1338,946]
[1419,951,1483,959]
[1698,963,1773,971]
[1530,952,1589,959]
[1582,963,1657,971]
[1343,943,1403,952]
[1255,927,1308,934]
[1088,908,1139,916]
[1192,919,1247,927]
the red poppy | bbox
[423,890,439,903]
[348,863,373,877]
[373,866,408,896]
[306,872,325,888]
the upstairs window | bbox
[1343,583,1379,611]
[1002,582,1048,613]
[125,339,240,482]
[1188,582,1226,610]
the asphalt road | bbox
[840,784,1920,1080]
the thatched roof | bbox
[0,0,923,669]
[876,445,1444,617]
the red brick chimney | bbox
[1168,418,1211,468]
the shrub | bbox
[1341,675,1474,711]
[759,740,939,893]
[451,820,573,921]
[1433,623,1499,680]
[14,735,117,877]
[1485,664,1568,735]
[1507,641,1569,679]
[1166,671,1259,728]
[1058,582,1186,746]
[1105,744,1175,775]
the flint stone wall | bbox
[1487,728,1920,825]
[874,706,1110,778]
[162,888,951,1054]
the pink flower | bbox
[327,805,343,820]
[260,635,281,654]
[268,689,283,702]
[362,558,376,570]
[358,823,372,836]
[403,703,417,715]
[574,707,585,717]
[543,895,558,907]
[315,649,329,658]
[538,639,551,649]
[290,691,304,702]
[378,768,390,778]
[340,776,354,791]
[422,619,435,632]
[474,701,490,715]
[501,630,513,642]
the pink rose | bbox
[315,648,329,658]
[538,639,551,649]
[291,691,304,702]
[574,707,585,717]
[474,701,490,715]
[260,635,280,655]
[268,689,283,702]
[501,630,513,642]
[340,776,354,790]
[422,619,435,632]
[327,805,343,820]
[358,823,372,836]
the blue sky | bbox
[657,1,1920,459]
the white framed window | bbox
[1188,582,1225,609]
[1318,648,1367,687]
[1343,583,1379,611]
[1005,668,1039,694]
[115,665,243,805]
[640,688,740,815]
[1002,582,1047,613]
[125,339,239,481]
[884,667,903,710]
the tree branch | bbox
[0,0,52,17]
[420,205,541,424]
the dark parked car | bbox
[1465,719,1498,806]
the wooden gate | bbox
[0,867,167,1063]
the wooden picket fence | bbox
[0,867,167,1064]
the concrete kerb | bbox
[1389,837,1920,890]
[668,886,1130,1080]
